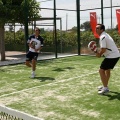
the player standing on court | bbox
[95,24,120,94]
[25,27,44,78]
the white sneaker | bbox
[97,86,103,91]
[30,73,35,78]
[98,89,109,95]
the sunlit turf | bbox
[0,55,120,120]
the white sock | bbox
[32,71,35,74]
[103,87,108,90]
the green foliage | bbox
[5,30,25,44]
[5,29,120,51]
[80,21,91,31]
[0,0,40,25]
[42,31,54,46]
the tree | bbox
[80,21,91,31]
[0,0,41,61]
[71,26,77,31]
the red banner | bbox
[90,12,99,38]
[116,9,120,34]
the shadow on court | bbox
[35,76,55,82]
[104,91,120,100]
[52,67,75,72]
[0,69,5,72]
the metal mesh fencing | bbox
[1,0,120,59]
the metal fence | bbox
[3,0,120,60]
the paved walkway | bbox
[0,51,77,66]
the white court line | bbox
[1,64,120,98]
[0,71,98,98]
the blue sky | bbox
[36,0,120,30]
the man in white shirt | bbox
[25,27,44,78]
[95,24,120,95]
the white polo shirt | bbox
[99,32,120,58]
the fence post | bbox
[24,0,29,53]
[76,0,80,55]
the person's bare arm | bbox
[96,48,106,58]
[35,46,43,52]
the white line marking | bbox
[0,71,98,98]
[1,64,120,98]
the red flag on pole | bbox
[116,9,120,34]
[90,12,99,38]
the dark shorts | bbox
[26,51,38,61]
[100,57,119,70]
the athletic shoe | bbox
[30,73,35,78]
[97,86,103,91]
[98,89,109,95]
[97,86,109,91]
